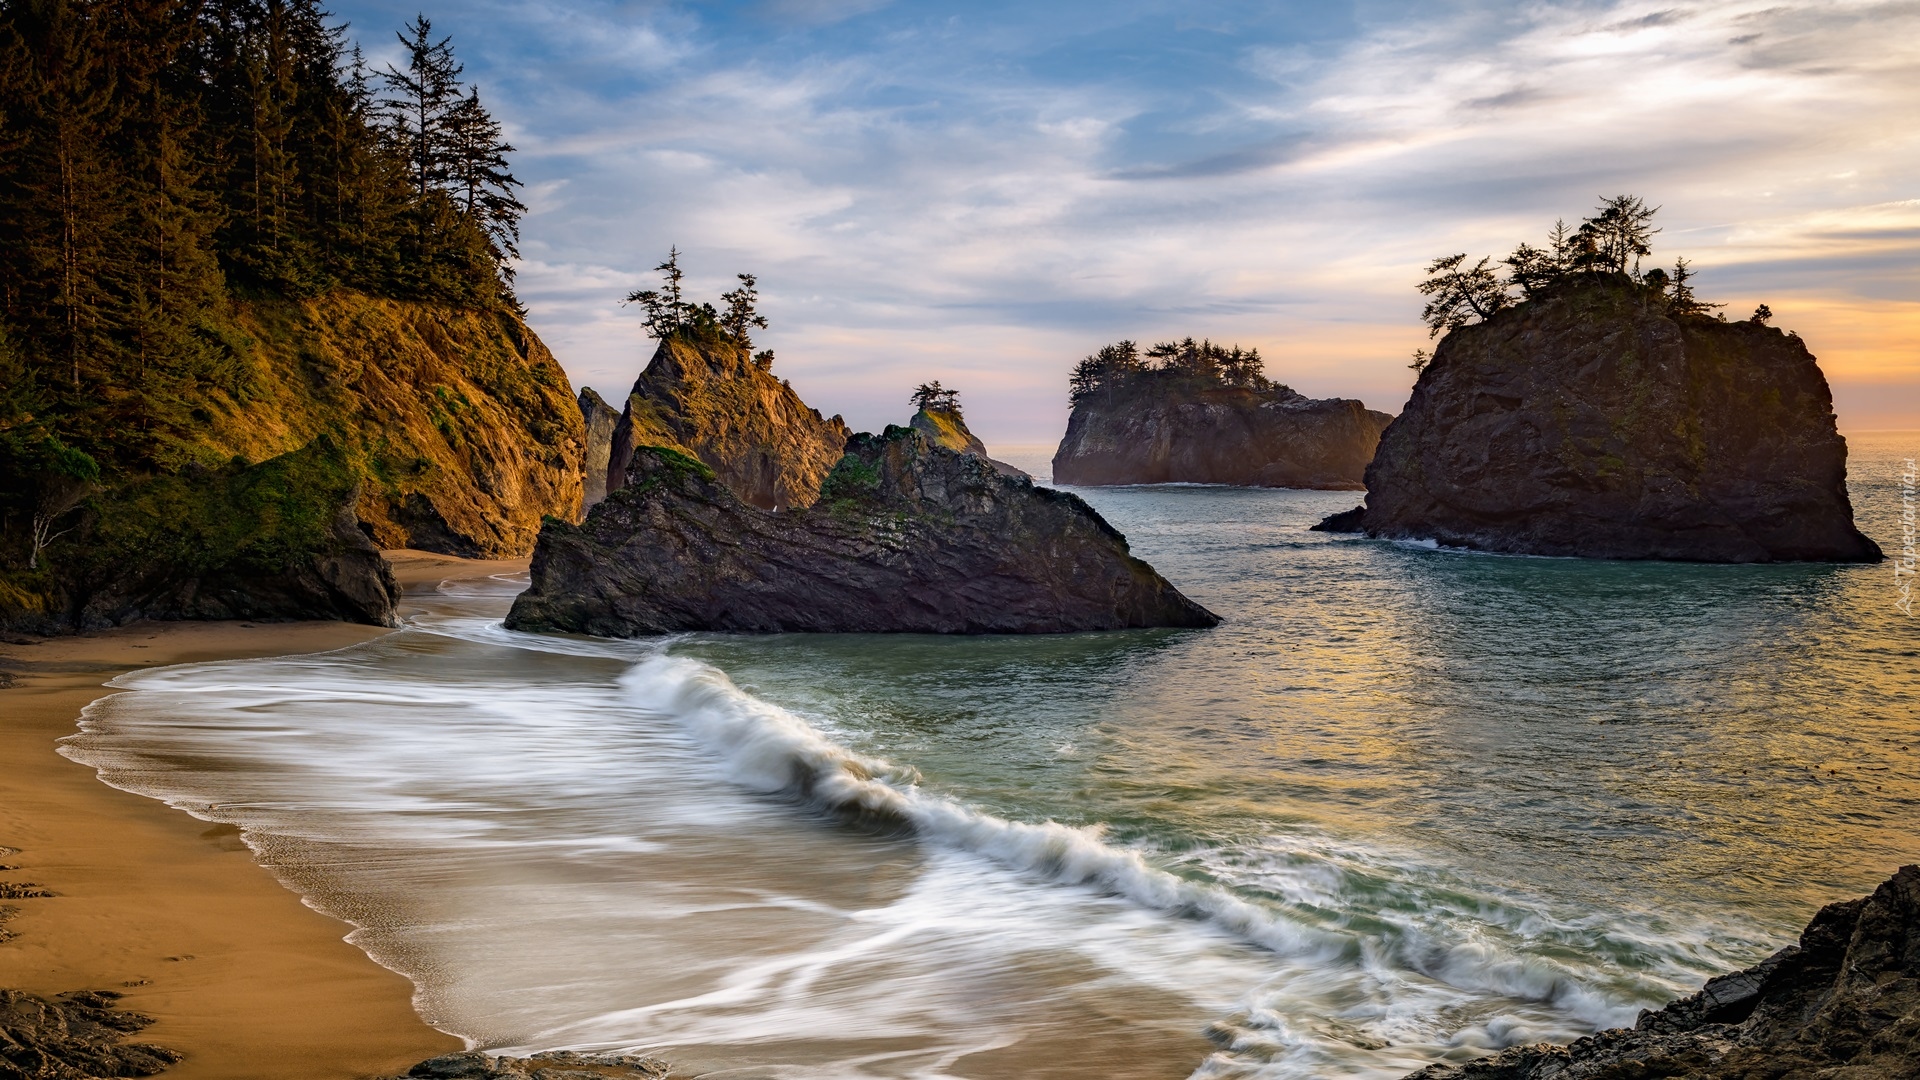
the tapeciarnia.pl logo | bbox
[1898,457,1916,616]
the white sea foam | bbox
[617,652,1663,1037]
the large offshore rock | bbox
[1052,383,1391,489]
[506,428,1219,636]
[908,406,1029,478]
[607,332,849,511]
[1342,276,1879,562]
[1402,864,1920,1080]
[578,386,620,510]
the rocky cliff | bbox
[229,294,584,558]
[1052,384,1392,488]
[1330,277,1880,562]
[606,331,849,511]
[578,387,619,510]
[506,428,1220,636]
[909,406,1029,478]
[3,292,580,632]
[1403,864,1920,1080]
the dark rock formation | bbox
[506,428,1219,636]
[1403,864,1920,1080]
[384,1051,670,1080]
[1342,277,1880,562]
[607,332,849,511]
[2,441,398,633]
[909,407,1029,479]
[0,989,182,1079]
[1310,506,1366,533]
[578,387,620,510]
[1053,383,1392,489]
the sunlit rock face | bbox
[908,406,1029,479]
[578,387,620,511]
[1345,277,1880,562]
[506,427,1219,636]
[1052,384,1391,490]
[1403,863,1920,1080]
[605,333,850,512]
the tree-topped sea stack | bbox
[1053,339,1391,488]
[1323,198,1879,563]
[506,427,1219,636]
[906,381,1029,478]
[600,251,850,511]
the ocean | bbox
[61,432,1918,1079]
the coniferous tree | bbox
[444,85,523,273]
[1417,254,1509,337]
[381,15,460,205]
[0,0,530,571]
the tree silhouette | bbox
[910,380,961,414]
[719,273,769,355]
[1574,195,1660,275]
[1417,254,1509,337]
[380,16,462,203]
[1751,303,1773,324]
[444,87,524,273]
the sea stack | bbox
[578,387,620,510]
[605,332,849,511]
[909,405,1030,478]
[1051,339,1391,488]
[1328,276,1880,562]
[506,427,1219,636]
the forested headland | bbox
[0,0,581,629]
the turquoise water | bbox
[62,433,1918,1079]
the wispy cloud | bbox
[331,0,1920,437]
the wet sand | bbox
[0,551,524,1079]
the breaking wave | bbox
[620,653,1658,1033]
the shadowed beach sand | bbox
[0,552,521,1080]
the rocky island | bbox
[1052,338,1392,488]
[1402,864,1920,1080]
[506,426,1219,635]
[598,266,850,512]
[1321,203,1879,562]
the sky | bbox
[329,0,1920,443]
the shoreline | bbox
[0,551,524,1080]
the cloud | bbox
[327,0,1920,442]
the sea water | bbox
[61,433,1919,1079]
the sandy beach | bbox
[0,552,524,1080]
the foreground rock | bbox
[5,441,398,632]
[385,1051,670,1080]
[1404,864,1920,1080]
[507,428,1219,635]
[1331,277,1880,562]
[578,388,620,510]
[909,406,1029,478]
[1053,383,1391,489]
[606,331,849,511]
[0,989,182,1078]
